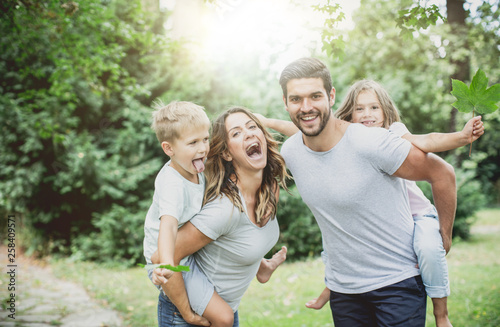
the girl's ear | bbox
[161,141,174,157]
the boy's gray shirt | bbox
[281,123,419,294]
[143,161,205,264]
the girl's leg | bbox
[203,291,234,327]
[413,214,452,327]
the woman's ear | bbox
[161,141,174,157]
[222,151,232,162]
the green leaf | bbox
[137,263,190,272]
[451,69,500,114]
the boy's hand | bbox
[183,311,211,326]
[152,267,174,285]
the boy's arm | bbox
[158,215,178,265]
[402,116,484,153]
[393,146,456,253]
[254,113,299,137]
[159,222,213,326]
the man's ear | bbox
[329,87,336,105]
[283,95,288,112]
[161,141,174,157]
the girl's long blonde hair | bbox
[203,107,290,224]
[335,79,401,128]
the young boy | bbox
[144,101,287,327]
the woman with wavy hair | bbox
[153,106,290,327]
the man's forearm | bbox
[430,162,457,253]
[162,272,193,319]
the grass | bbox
[50,208,500,327]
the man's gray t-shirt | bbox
[281,123,419,294]
[189,193,279,311]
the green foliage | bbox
[70,203,148,265]
[270,186,322,261]
[451,69,500,114]
[0,0,185,258]
[312,1,346,59]
[396,3,446,40]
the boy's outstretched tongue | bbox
[193,159,205,173]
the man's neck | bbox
[302,118,350,152]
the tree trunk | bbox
[446,0,470,133]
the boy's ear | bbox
[161,141,174,156]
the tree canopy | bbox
[1,0,498,263]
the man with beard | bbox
[279,57,457,327]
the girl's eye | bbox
[355,107,363,111]
[232,132,240,137]
[372,106,379,110]
[249,124,257,129]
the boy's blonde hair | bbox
[151,100,210,143]
[335,80,401,129]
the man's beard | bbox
[295,108,332,137]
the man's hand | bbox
[441,231,452,254]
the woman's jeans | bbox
[158,291,239,327]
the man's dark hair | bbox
[279,57,333,102]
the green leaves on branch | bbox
[451,69,500,115]
[396,4,445,40]
[312,1,346,59]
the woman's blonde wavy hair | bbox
[203,107,290,224]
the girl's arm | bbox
[402,116,484,153]
[254,113,299,137]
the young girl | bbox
[257,79,484,327]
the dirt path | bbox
[0,246,122,327]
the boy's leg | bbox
[413,215,451,326]
[256,246,287,283]
[203,291,234,327]
[372,276,427,326]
